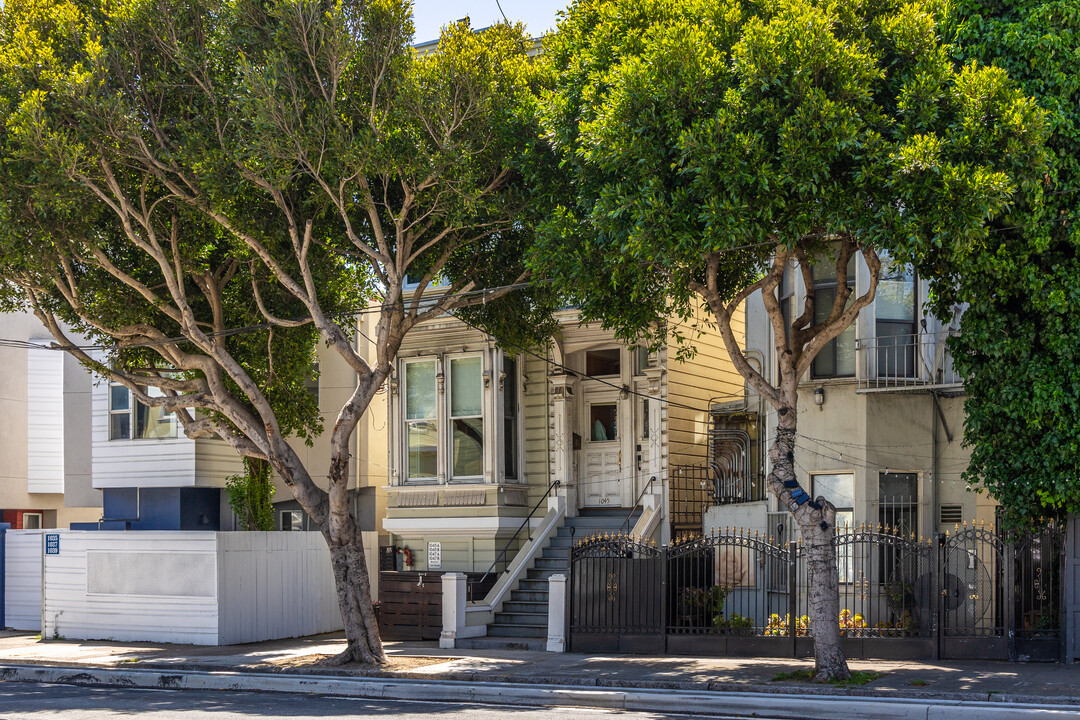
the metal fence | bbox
[569,521,1066,661]
[856,331,962,393]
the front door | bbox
[580,390,623,507]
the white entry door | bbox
[580,391,623,507]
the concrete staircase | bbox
[460,507,640,651]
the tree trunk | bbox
[326,532,386,665]
[767,403,850,681]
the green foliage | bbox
[530,0,1046,355]
[227,457,275,531]
[940,0,1080,525]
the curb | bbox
[2,663,1078,720]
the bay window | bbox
[404,360,438,481]
[449,356,484,480]
[400,353,520,484]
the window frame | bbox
[810,471,856,583]
[108,383,178,441]
[447,353,486,483]
[809,256,857,380]
[874,257,919,379]
[402,357,440,484]
[22,512,42,530]
[501,354,521,481]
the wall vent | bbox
[939,504,964,525]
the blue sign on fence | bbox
[45,534,59,555]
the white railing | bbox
[856,331,962,392]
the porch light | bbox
[814,387,825,407]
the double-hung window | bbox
[810,256,857,379]
[404,360,438,482]
[875,257,917,378]
[449,357,484,481]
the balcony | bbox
[856,331,962,394]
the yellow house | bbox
[375,303,746,647]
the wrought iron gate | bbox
[569,521,1067,662]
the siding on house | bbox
[91,381,198,488]
[26,344,65,494]
[193,437,244,486]
[666,302,746,469]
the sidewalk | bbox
[1,629,1077,707]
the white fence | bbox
[3,530,355,645]
[4,530,44,631]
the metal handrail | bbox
[470,478,561,599]
[620,475,656,534]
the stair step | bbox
[487,623,546,638]
[510,590,549,602]
[534,557,566,570]
[455,637,546,651]
[517,578,549,590]
[576,507,633,518]
[548,536,573,548]
[527,568,564,580]
[502,601,548,614]
[564,517,634,529]
[495,611,548,625]
[542,547,569,559]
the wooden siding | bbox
[26,344,64,494]
[666,303,746,469]
[194,437,243,487]
[523,353,550,505]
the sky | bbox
[410,0,568,44]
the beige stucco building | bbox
[0,312,102,529]
[708,252,984,542]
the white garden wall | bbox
[4,530,44,631]
[32,531,342,645]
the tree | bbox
[227,458,276,531]
[0,0,544,664]
[933,0,1080,526]
[531,0,1045,679]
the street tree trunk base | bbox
[327,534,387,666]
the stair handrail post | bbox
[471,478,562,598]
[620,475,657,535]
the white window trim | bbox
[22,512,43,530]
[108,384,179,442]
[402,357,441,485]
[447,353,486,483]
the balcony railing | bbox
[856,331,962,393]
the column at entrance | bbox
[550,372,579,517]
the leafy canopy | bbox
[531,0,1046,355]
[942,0,1080,524]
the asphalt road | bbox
[0,683,784,719]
